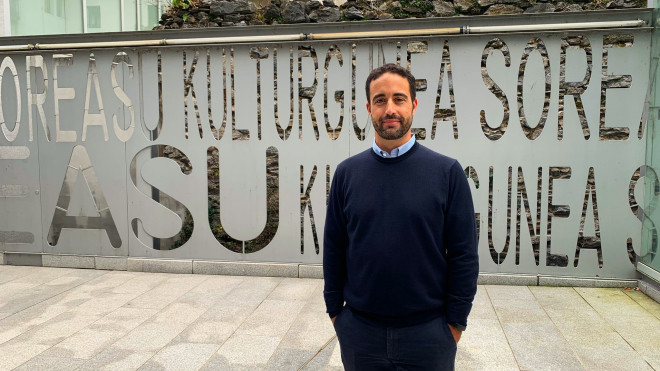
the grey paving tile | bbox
[222,276,283,308]
[56,270,136,295]
[303,279,328,313]
[125,274,209,309]
[111,272,168,294]
[12,355,86,371]
[0,325,23,345]
[12,312,101,346]
[624,289,660,321]
[0,303,70,330]
[111,320,190,352]
[531,287,651,371]
[489,296,548,324]
[150,302,207,325]
[89,307,159,333]
[0,340,51,370]
[575,287,651,318]
[277,309,336,350]
[325,340,344,370]
[0,313,9,320]
[175,275,245,309]
[0,271,104,314]
[598,313,660,369]
[79,347,155,371]
[485,285,536,303]
[0,266,75,286]
[501,322,583,371]
[40,328,125,359]
[187,274,245,296]
[138,342,219,371]
[267,277,321,301]
[264,347,317,371]
[467,285,497,320]
[197,301,254,325]
[210,334,281,369]
[236,299,306,337]
[301,338,338,371]
[455,318,518,371]
[0,282,39,304]
[67,292,140,316]
[0,265,43,284]
[173,320,240,345]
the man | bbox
[323,63,479,370]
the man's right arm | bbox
[323,169,348,320]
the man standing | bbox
[323,63,479,370]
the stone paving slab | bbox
[1,265,660,370]
[138,342,219,371]
[456,318,518,370]
[13,355,86,371]
[530,287,653,371]
[208,334,282,369]
[77,347,156,371]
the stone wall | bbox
[155,0,647,29]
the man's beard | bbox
[372,114,413,140]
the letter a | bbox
[47,145,121,247]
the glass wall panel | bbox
[124,0,138,31]
[86,0,121,33]
[140,0,159,31]
[643,6,660,278]
[9,0,161,35]
[10,0,82,36]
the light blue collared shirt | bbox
[372,135,416,158]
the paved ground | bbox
[0,265,659,371]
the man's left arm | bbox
[443,161,479,334]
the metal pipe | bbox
[0,44,34,51]
[467,19,646,34]
[0,19,646,52]
[309,27,463,40]
[35,39,165,50]
[164,34,307,45]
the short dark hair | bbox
[365,63,416,103]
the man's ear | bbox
[366,102,371,114]
[412,98,418,116]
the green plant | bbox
[183,13,190,22]
[171,0,195,10]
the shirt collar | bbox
[372,135,416,158]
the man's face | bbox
[366,72,418,141]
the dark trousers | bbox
[333,306,457,371]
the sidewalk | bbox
[0,265,659,370]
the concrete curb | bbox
[0,252,653,290]
[478,273,538,286]
[639,277,660,303]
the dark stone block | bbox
[524,3,555,13]
[315,7,340,22]
[283,1,309,23]
[264,4,281,21]
[343,6,364,20]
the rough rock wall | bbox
[155,0,647,29]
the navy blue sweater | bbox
[323,142,479,327]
